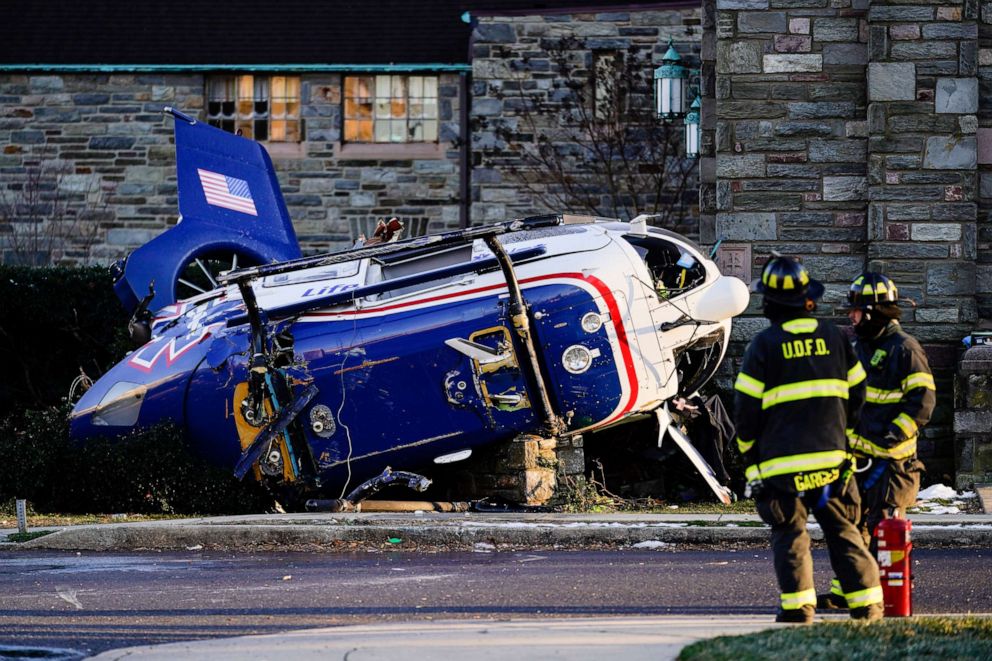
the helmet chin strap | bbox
[855,307,886,339]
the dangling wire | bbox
[336,298,362,499]
[68,367,93,403]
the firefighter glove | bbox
[745,478,765,500]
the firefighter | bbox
[819,272,935,610]
[735,255,883,623]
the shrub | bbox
[0,265,131,415]
[0,404,272,515]
[0,404,72,505]
[0,265,274,515]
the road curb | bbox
[11,521,992,551]
[16,523,767,551]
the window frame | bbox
[343,74,440,144]
[206,74,302,143]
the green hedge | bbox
[0,404,272,514]
[0,266,273,514]
[0,265,132,415]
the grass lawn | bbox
[678,617,992,661]
[0,506,186,530]
[5,530,56,543]
[653,499,756,514]
[565,494,758,515]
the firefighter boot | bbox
[850,603,884,622]
[775,605,814,624]
[817,579,847,609]
[816,593,847,610]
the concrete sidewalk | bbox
[86,615,793,660]
[4,511,992,551]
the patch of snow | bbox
[917,505,961,514]
[631,540,671,549]
[917,484,958,500]
[473,542,496,553]
[911,483,977,515]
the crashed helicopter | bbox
[69,108,750,509]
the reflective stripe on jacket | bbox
[848,321,935,460]
[734,315,866,493]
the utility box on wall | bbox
[714,244,751,284]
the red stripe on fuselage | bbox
[526,273,639,422]
[301,271,638,422]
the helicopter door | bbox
[469,326,531,412]
[445,326,532,426]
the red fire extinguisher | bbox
[875,510,912,617]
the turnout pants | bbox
[756,477,882,612]
[856,455,924,554]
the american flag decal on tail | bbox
[197,168,258,216]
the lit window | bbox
[207,75,301,141]
[344,75,438,143]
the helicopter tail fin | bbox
[113,108,301,314]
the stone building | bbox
[0,0,696,265]
[469,5,702,236]
[699,0,991,484]
[460,0,991,487]
[0,1,475,263]
[2,0,990,488]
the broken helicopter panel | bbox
[70,108,750,508]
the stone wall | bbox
[470,8,702,234]
[708,0,986,479]
[710,0,870,286]
[0,73,463,264]
[866,0,978,479]
[867,0,977,341]
[980,1,992,319]
[955,345,992,488]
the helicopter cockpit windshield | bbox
[622,234,707,300]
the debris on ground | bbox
[910,484,978,514]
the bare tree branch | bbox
[476,38,697,229]
[0,146,105,266]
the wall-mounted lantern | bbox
[653,39,701,157]
[684,95,700,158]
[653,39,687,121]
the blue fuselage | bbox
[71,271,632,493]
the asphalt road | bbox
[1,547,990,658]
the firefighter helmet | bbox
[847,272,899,310]
[754,254,824,307]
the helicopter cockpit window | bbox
[622,235,707,299]
[369,244,474,299]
